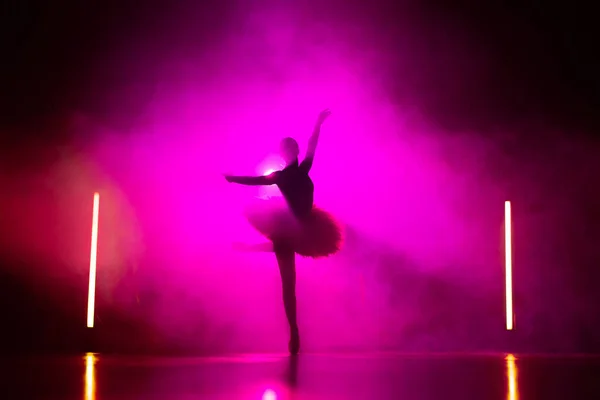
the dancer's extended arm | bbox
[301,108,331,172]
[225,173,278,186]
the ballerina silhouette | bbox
[224,109,342,354]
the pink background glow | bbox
[0,73,505,351]
[1,1,598,353]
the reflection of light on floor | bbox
[262,388,277,400]
[505,200,514,330]
[505,354,519,400]
[84,353,97,400]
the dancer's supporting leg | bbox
[274,242,299,354]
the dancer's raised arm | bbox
[300,109,331,172]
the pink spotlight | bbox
[259,167,282,198]
[87,193,100,328]
[504,201,514,330]
[262,389,277,400]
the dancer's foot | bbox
[288,327,300,355]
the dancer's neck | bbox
[285,158,299,168]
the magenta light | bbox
[262,389,277,400]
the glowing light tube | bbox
[87,193,100,328]
[505,201,513,330]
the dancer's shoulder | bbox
[266,170,282,182]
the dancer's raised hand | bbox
[316,109,331,126]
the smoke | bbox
[1,0,600,353]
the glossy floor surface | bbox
[4,353,600,399]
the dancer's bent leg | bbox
[274,242,299,354]
[232,242,274,252]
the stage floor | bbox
[4,353,600,399]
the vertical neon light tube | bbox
[505,201,514,330]
[87,193,100,328]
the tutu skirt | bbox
[244,197,343,258]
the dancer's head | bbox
[280,137,299,164]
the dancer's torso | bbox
[275,161,314,219]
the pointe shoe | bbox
[288,328,300,355]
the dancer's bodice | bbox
[274,160,314,218]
